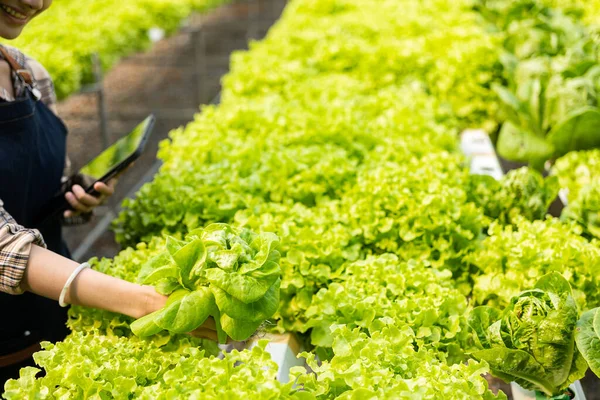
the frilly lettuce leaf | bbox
[562,179,600,241]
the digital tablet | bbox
[35,114,156,225]
[78,114,155,196]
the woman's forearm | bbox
[21,245,167,319]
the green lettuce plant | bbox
[1,0,231,98]
[466,218,600,309]
[575,307,600,380]
[562,181,600,241]
[468,272,588,397]
[466,167,559,226]
[293,324,506,399]
[302,254,470,358]
[2,333,304,400]
[476,0,600,170]
[131,223,281,342]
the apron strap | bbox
[0,45,34,85]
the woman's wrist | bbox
[132,285,167,320]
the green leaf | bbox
[547,107,600,158]
[219,313,263,341]
[575,308,600,378]
[155,278,181,295]
[493,84,524,116]
[141,264,179,286]
[471,348,556,396]
[172,238,207,289]
[166,236,187,257]
[497,122,555,167]
[130,311,164,337]
[534,272,573,302]
[205,260,280,304]
[138,252,174,284]
[208,304,228,345]
[469,306,504,349]
[563,350,589,391]
[212,278,280,322]
[154,288,213,333]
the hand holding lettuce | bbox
[130,223,281,343]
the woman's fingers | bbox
[72,185,102,207]
[63,180,118,219]
[187,318,234,343]
[93,180,116,197]
[201,317,217,330]
[64,189,94,213]
[189,328,219,342]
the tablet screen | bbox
[80,115,153,180]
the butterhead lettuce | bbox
[131,223,281,342]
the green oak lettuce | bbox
[2,333,304,400]
[302,254,470,358]
[552,149,600,204]
[468,272,587,397]
[131,224,281,342]
[466,218,600,309]
[293,324,506,399]
[562,180,600,241]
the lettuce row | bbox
[2,0,231,98]
[293,324,506,399]
[465,218,600,309]
[1,333,304,400]
[131,224,282,342]
[477,0,600,169]
[114,0,501,247]
[113,84,466,248]
[301,254,470,361]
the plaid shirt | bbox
[0,44,57,109]
[0,45,55,295]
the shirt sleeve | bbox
[0,200,47,295]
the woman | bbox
[0,0,217,385]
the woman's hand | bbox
[139,286,222,342]
[189,317,222,342]
[22,247,225,342]
[63,179,117,218]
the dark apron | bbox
[0,55,70,384]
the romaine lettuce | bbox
[468,272,587,396]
